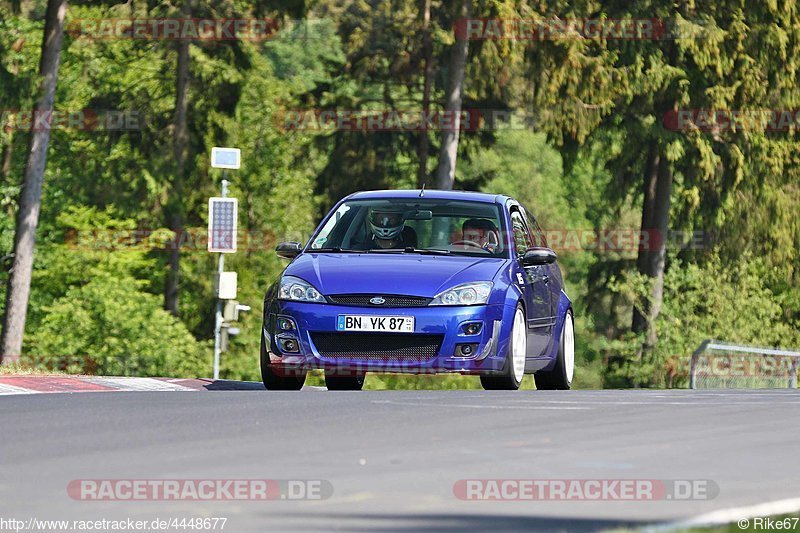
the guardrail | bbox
[689,340,800,389]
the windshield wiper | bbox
[404,247,450,255]
[311,247,366,253]
[368,247,450,255]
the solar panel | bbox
[208,197,238,253]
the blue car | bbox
[261,189,574,391]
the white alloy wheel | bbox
[511,306,527,383]
[564,311,574,384]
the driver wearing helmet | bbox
[367,207,417,249]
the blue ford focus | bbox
[261,189,574,391]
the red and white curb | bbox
[0,376,264,395]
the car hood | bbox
[284,252,507,297]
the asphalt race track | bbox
[1,386,799,532]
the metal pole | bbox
[689,340,709,390]
[212,177,229,380]
[790,358,798,390]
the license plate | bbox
[336,315,414,333]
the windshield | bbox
[308,198,508,258]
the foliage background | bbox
[1,0,798,388]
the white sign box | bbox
[215,272,238,300]
[211,147,241,169]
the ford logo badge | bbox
[369,296,386,305]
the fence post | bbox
[689,339,710,390]
[790,358,798,389]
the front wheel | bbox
[534,309,574,390]
[480,303,526,390]
[261,335,306,390]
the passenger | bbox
[461,218,500,252]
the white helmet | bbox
[368,207,405,240]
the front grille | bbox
[311,332,442,360]
[327,294,432,307]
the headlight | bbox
[430,281,493,306]
[278,276,325,303]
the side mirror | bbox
[521,247,557,266]
[276,242,302,259]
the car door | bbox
[525,208,562,332]
[509,206,551,358]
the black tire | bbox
[261,335,306,390]
[480,303,526,391]
[534,309,574,390]
[479,374,518,390]
[324,372,365,391]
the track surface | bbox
[1,387,799,531]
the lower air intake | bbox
[311,332,443,360]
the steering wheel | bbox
[451,240,484,249]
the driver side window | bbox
[523,207,547,247]
[311,204,351,249]
[510,210,532,257]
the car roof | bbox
[345,189,509,204]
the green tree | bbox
[1,0,67,363]
[30,273,207,376]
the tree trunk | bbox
[632,141,659,333]
[165,14,191,316]
[416,0,433,188]
[2,41,23,190]
[0,0,67,363]
[1,133,15,219]
[434,0,471,190]
[642,157,673,349]
[1,131,14,182]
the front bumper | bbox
[263,300,516,375]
